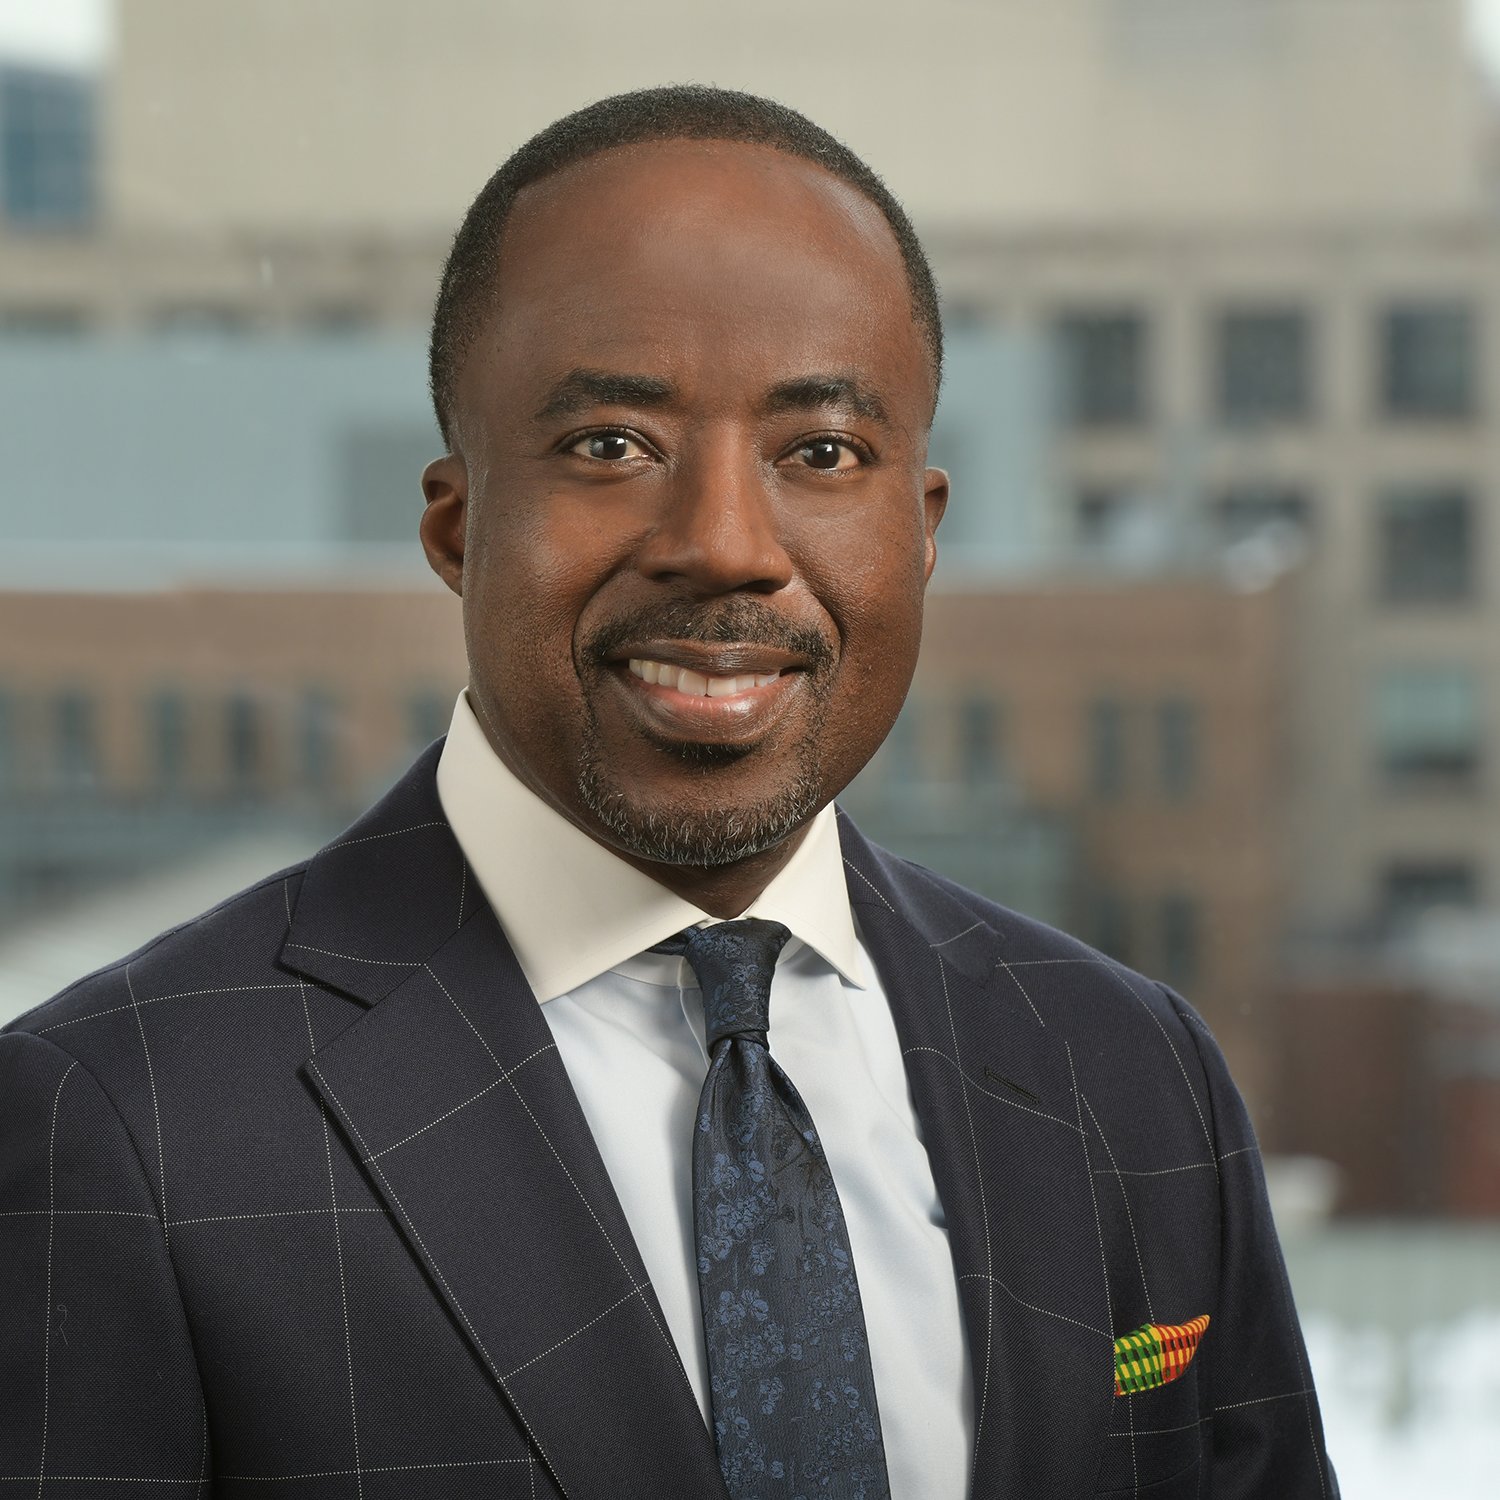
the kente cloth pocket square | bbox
[1113,1314,1210,1395]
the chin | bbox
[576,755,825,869]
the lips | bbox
[601,640,808,744]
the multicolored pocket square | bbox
[1113,1314,1210,1395]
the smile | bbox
[604,642,810,745]
[628,658,782,698]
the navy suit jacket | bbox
[1,745,1336,1497]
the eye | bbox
[568,431,650,462]
[791,438,864,472]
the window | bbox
[1217,309,1310,425]
[1206,483,1314,549]
[54,690,97,787]
[1055,311,1148,426]
[956,695,1001,787]
[0,65,96,230]
[1160,893,1200,988]
[1381,303,1476,419]
[225,694,264,795]
[1073,485,1176,566]
[148,691,188,791]
[1373,666,1481,790]
[1157,699,1198,799]
[1377,486,1474,604]
[1087,698,1127,799]
[1381,861,1478,934]
[298,688,338,790]
[1212,484,1312,547]
[1074,486,1139,554]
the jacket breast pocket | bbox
[1093,1375,1205,1494]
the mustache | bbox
[581,598,835,672]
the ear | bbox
[921,467,949,585]
[420,454,468,597]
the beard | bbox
[574,598,836,868]
[576,722,828,868]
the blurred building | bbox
[0,1,1487,332]
[0,586,464,924]
[844,571,1293,1105]
[948,221,1500,968]
[1271,976,1500,1218]
[0,0,1489,960]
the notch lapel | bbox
[839,815,1114,1499]
[281,751,724,1500]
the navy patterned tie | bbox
[655,919,891,1499]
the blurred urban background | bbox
[1,0,1498,1488]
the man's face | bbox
[422,138,947,873]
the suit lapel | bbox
[281,750,723,1500]
[840,815,1114,1499]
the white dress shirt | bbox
[436,691,972,1499]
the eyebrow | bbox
[760,375,891,427]
[534,368,677,422]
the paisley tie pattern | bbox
[655,920,891,1500]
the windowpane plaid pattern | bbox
[0,749,1337,1497]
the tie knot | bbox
[655,918,791,1049]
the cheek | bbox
[822,493,930,641]
[810,500,929,728]
[464,499,605,681]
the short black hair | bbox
[428,84,943,450]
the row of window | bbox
[1077,480,1477,605]
[879,695,1202,801]
[1056,302,1477,427]
[880,669,1483,803]
[1086,859,1486,977]
[0,687,453,794]
[1086,698,1199,801]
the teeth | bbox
[628,658,783,697]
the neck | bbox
[611,824,815,918]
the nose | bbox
[635,438,795,596]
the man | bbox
[0,87,1335,1497]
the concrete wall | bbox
[106,0,1485,239]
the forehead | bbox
[459,139,930,423]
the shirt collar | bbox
[434,691,870,1003]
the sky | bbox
[0,0,111,68]
[1475,0,1500,80]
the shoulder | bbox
[2,860,309,1053]
[844,818,1189,1035]
[4,744,450,1055]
